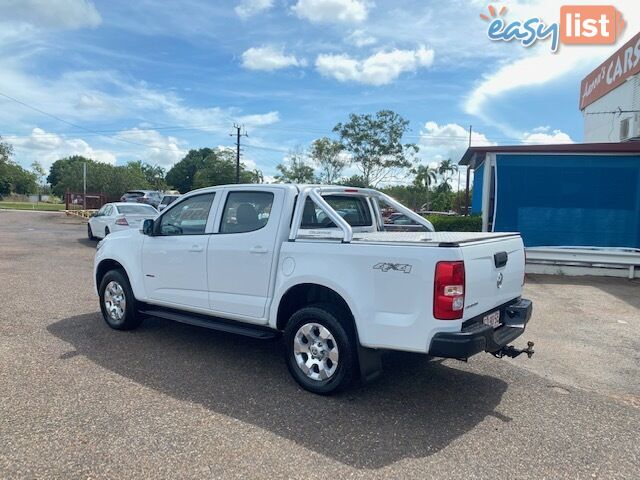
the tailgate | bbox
[460,235,525,320]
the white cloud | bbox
[114,129,186,166]
[420,121,495,164]
[464,0,640,133]
[241,46,306,71]
[0,0,101,29]
[292,0,370,24]
[521,126,573,144]
[11,128,116,167]
[346,29,376,47]
[75,92,107,110]
[234,0,273,19]
[315,46,434,85]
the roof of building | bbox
[459,142,640,168]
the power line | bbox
[0,91,181,152]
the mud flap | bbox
[357,344,383,384]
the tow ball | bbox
[492,341,535,359]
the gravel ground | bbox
[1,210,638,479]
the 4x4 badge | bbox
[373,263,412,274]
[497,272,504,288]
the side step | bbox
[139,307,279,340]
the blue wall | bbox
[492,154,640,248]
[471,162,484,214]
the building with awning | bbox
[459,143,640,278]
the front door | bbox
[207,189,281,320]
[142,192,217,310]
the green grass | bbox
[0,201,66,211]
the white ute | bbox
[94,184,534,394]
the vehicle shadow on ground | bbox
[48,313,510,469]
[76,238,97,248]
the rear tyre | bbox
[99,269,143,330]
[87,223,96,240]
[284,304,356,395]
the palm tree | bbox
[437,159,458,190]
[411,164,437,210]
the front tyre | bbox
[87,223,96,240]
[99,269,142,330]
[284,304,356,395]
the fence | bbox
[65,192,106,211]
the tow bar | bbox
[493,341,535,359]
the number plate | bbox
[482,310,501,328]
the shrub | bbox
[425,214,482,232]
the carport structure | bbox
[460,142,640,278]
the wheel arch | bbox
[96,259,131,291]
[275,283,357,335]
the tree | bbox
[411,164,438,210]
[47,156,151,198]
[0,136,38,195]
[437,159,458,190]
[274,149,317,184]
[338,174,369,188]
[309,137,345,184]
[166,148,214,193]
[333,110,418,187]
[193,149,263,188]
[126,161,167,191]
[1,135,13,163]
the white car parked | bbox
[94,184,533,394]
[88,202,158,240]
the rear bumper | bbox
[428,298,533,359]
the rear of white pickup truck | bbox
[279,187,533,385]
[280,230,532,360]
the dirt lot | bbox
[1,210,639,479]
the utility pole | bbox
[83,161,87,210]
[464,125,472,216]
[230,124,248,184]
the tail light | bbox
[522,250,527,286]
[434,261,465,320]
[115,216,129,226]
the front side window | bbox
[157,193,215,235]
[301,195,372,228]
[220,191,274,234]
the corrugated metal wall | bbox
[492,154,640,248]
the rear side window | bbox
[301,195,372,228]
[220,191,274,234]
[157,193,215,235]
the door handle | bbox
[250,246,268,254]
[189,245,204,252]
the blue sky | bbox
[1,0,639,185]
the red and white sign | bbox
[580,30,640,110]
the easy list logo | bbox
[481,4,626,53]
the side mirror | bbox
[142,218,155,236]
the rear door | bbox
[460,236,525,319]
[207,188,282,321]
